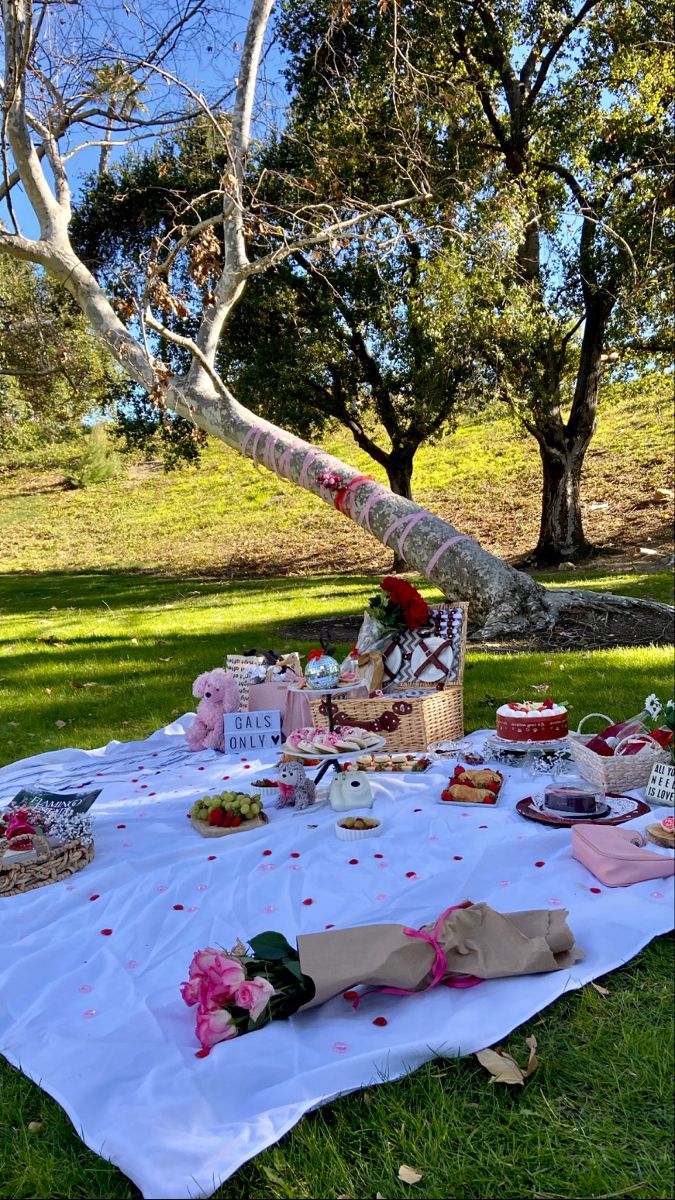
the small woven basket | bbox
[0,833,94,898]
[568,713,669,791]
[309,604,467,752]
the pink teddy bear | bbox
[185,668,240,752]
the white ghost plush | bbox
[328,770,374,811]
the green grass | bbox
[1,570,673,765]
[1,375,672,577]
[0,570,673,1198]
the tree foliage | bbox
[0,257,123,452]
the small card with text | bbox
[224,710,282,754]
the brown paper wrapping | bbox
[357,650,384,694]
[298,902,581,1009]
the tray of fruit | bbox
[189,791,267,836]
[439,765,504,805]
[339,752,433,773]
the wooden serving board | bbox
[190,812,269,838]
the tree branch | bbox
[525,0,606,112]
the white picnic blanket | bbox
[1,720,672,1199]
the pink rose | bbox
[195,1006,239,1050]
[180,978,201,1007]
[235,976,276,1021]
[188,948,246,995]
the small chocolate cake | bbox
[544,785,601,815]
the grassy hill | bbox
[1,375,672,578]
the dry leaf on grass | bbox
[398,1164,424,1184]
[27,1120,43,1132]
[591,981,610,996]
[531,683,551,692]
[524,1035,538,1078]
[476,1036,539,1086]
[70,681,97,689]
[55,720,67,728]
[159,656,174,662]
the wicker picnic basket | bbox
[308,604,467,752]
[0,833,94,898]
[568,713,670,792]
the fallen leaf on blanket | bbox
[591,981,610,996]
[27,1120,43,1132]
[476,1048,527,1085]
[307,823,318,829]
[524,1035,538,1078]
[55,720,67,728]
[398,1165,424,1184]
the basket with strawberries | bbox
[440,765,504,805]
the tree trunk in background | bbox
[535,441,592,564]
[386,447,415,572]
[533,299,608,564]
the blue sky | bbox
[2,1,289,238]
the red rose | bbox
[380,577,409,605]
[403,596,430,629]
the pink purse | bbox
[572,824,675,887]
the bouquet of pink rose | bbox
[182,903,580,1055]
[181,931,316,1053]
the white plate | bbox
[410,637,454,684]
[280,736,386,760]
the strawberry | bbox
[231,815,242,827]
[207,809,223,826]
[485,781,501,794]
[223,808,233,827]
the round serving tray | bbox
[515,793,650,828]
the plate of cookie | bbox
[282,726,386,760]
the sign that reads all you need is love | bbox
[646,761,675,806]
[224,710,282,753]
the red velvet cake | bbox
[496,700,568,742]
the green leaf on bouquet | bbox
[248,931,297,961]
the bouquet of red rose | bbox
[356,577,430,657]
[370,577,430,630]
